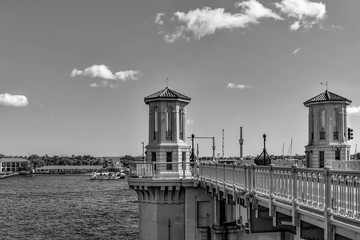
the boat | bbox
[90,171,126,180]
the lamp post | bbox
[239,127,244,160]
[263,134,266,164]
[141,142,145,162]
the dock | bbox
[0,172,19,179]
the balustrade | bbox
[129,162,191,178]
[129,161,360,222]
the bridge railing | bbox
[197,163,360,222]
[325,160,360,170]
[199,163,247,190]
[128,162,192,178]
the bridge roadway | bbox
[195,163,360,240]
[128,162,360,240]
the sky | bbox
[1,0,360,158]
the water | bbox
[0,174,138,240]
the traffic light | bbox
[347,127,354,140]
[244,222,250,234]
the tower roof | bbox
[144,87,191,104]
[303,90,351,106]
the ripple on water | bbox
[0,175,138,240]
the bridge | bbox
[128,162,360,240]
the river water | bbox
[0,174,138,240]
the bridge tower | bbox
[129,87,215,240]
[304,90,352,168]
[144,86,191,177]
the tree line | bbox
[0,154,142,169]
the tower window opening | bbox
[320,110,325,131]
[320,131,325,140]
[333,109,339,140]
[319,110,326,140]
[319,151,324,168]
[152,152,157,171]
[179,108,184,140]
[335,149,340,160]
[166,152,172,170]
[166,107,173,140]
[154,108,158,140]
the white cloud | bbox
[90,81,117,89]
[186,119,194,124]
[71,64,142,88]
[292,48,301,54]
[227,83,253,89]
[331,24,343,31]
[0,93,28,107]
[347,106,360,115]
[275,0,326,31]
[164,26,190,43]
[115,70,142,81]
[156,0,282,42]
[155,13,165,25]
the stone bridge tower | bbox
[304,90,351,168]
[144,87,191,177]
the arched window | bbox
[154,108,158,140]
[321,110,325,130]
[333,109,339,140]
[166,107,172,140]
[179,108,184,140]
[320,109,325,140]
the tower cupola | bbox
[304,90,351,167]
[144,87,191,177]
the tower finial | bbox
[166,77,169,88]
[320,81,328,91]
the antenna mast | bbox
[287,138,293,157]
[222,129,224,159]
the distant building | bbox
[106,158,125,172]
[35,165,103,174]
[304,90,351,168]
[0,158,29,173]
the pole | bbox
[141,142,145,162]
[263,134,266,164]
[191,134,195,163]
[212,137,216,161]
[239,127,244,160]
[222,129,224,159]
[197,143,199,160]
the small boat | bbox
[90,171,126,180]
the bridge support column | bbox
[294,220,301,240]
